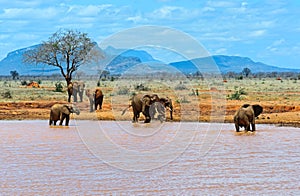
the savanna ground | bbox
[0,77,299,127]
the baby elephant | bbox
[234,104,263,132]
[49,104,80,126]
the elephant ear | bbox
[62,105,71,115]
[242,103,251,108]
[142,95,151,106]
[252,104,263,117]
[150,94,160,102]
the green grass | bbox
[0,77,299,103]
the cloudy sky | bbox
[0,0,300,68]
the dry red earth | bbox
[0,99,299,127]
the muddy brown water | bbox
[0,120,299,195]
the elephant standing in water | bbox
[149,97,173,121]
[131,94,152,123]
[49,104,80,126]
[159,97,173,121]
[234,104,263,132]
[67,81,85,102]
[122,94,172,123]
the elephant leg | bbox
[89,99,94,112]
[251,123,256,131]
[246,123,251,131]
[235,123,240,132]
[68,94,71,103]
[143,106,151,123]
[99,96,103,109]
[132,111,139,123]
[95,97,102,110]
[60,115,65,125]
[65,115,70,126]
[144,117,151,123]
[79,92,83,102]
[95,101,98,110]
[74,93,78,102]
[170,110,173,120]
[134,113,139,122]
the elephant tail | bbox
[121,105,132,115]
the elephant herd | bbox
[122,93,173,123]
[67,81,103,112]
[51,81,264,132]
[50,81,173,126]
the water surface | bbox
[0,120,299,195]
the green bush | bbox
[175,83,187,90]
[55,82,64,92]
[135,83,150,91]
[1,90,12,99]
[21,80,27,86]
[117,87,130,95]
[228,87,247,100]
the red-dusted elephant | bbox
[234,104,263,132]
[49,104,80,126]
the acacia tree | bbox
[23,29,99,85]
[10,70,19,80]
[242,67,251,77]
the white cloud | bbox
[206,1,236,8]
[266,38,286,53]
[248,30,266,37]
[126,15,145,23]
[272,39,286,46]
[1,7,61,19]
[214,48,228,54]
[149,6,199,21]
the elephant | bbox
[49,104,80,126]
[149,97,173,121]
[121,94,171,123]
[85,89,95,112]
[159,97,173,120]
[149,102,166,122]
[94,88,104,110]
[67,81,85,102]
[234,104,263,132]
[131,94,153,123]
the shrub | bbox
[176,96,190,103]
[117,87,130,95]
[21,80,27,86]
[228,87,247,100]
[1,90,12,99]
[135,83,150,91]
[55,82,64,92]
[175,83,187,90]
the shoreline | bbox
[0,100,299,128]
[1,116,299,128]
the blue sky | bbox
[0,0,300,69]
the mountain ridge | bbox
[0,44,299,76]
